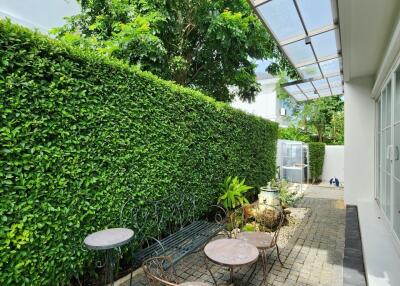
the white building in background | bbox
[231,72,290,127]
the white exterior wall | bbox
[321,145,344,184]
[344,76,375,204]
[231,77,280,122]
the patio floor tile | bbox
[123,187,346,286]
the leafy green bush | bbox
[278,126,312,143]
[0,20,278,285]
[218,176,252,210]
[270,179,301,207]
[308,142,326,183]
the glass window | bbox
[386,129,391,173]
[381,164,386,207]
[312,30,339,60]
[394,178,400,240]
[387,81,392,128]
[297,0,334,33]
[383,88,387,128]
[395,124,400,180]
[257,0,305,42]
[385,173,392,220]
[298,63,322,79]
[395,68,400,123]
[283,40,315,66]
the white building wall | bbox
[344,76,375,204]
[321,145,344,184]
[231,77,279,122]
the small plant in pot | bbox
[263,179,301,208]
[218,176,253,233]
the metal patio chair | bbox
[235,203,285,278]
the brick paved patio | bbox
[123,187,345,286]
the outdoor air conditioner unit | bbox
[280,108,286,116]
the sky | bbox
[254,59,272,74]
[0,0,80,33]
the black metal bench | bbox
[120,196,226,267]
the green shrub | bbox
[0,20,278,285]
[308,142,326,183]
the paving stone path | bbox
[124,188,345,286]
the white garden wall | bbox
[321,145,344,184]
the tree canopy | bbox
[53,0,294,102]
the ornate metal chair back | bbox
[119,197,166,246]
[205,204,247,238]
[142,256,179,286]
[119,194,199,246]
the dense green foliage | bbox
[308,143,326,183]
[0,20,278,285]
[278,126,312,143]
[53,0,295,102]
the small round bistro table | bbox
[204,239,259,285]
[84,228,134,286]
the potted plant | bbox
[218,176,253,234]
[218,176,253,210]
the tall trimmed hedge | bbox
[0,20,278,285]
[308,142,326,183]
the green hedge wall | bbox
[0,20,278,285]
[308,142,326,183]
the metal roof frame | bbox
[248,0,344,101]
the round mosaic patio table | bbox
[84,228,134,286]
[204,238,259,285]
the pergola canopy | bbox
[249,0,344,101]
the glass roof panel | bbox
[297,0,334,33]
[312,78,329,90]
[297,82,314,92]
[331,86,344,96]
[257,0,305,43]
[293,93,307,101]
[298,64,322,79]
[328,75,343,87]
[282,40,315,66]
[305,92,319,100]
[310,95,320,100]
[320,58,341,77]
[311,30,339,60]
[250,0,343,101]
[318,89,332,97]
[284,85,302,94]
